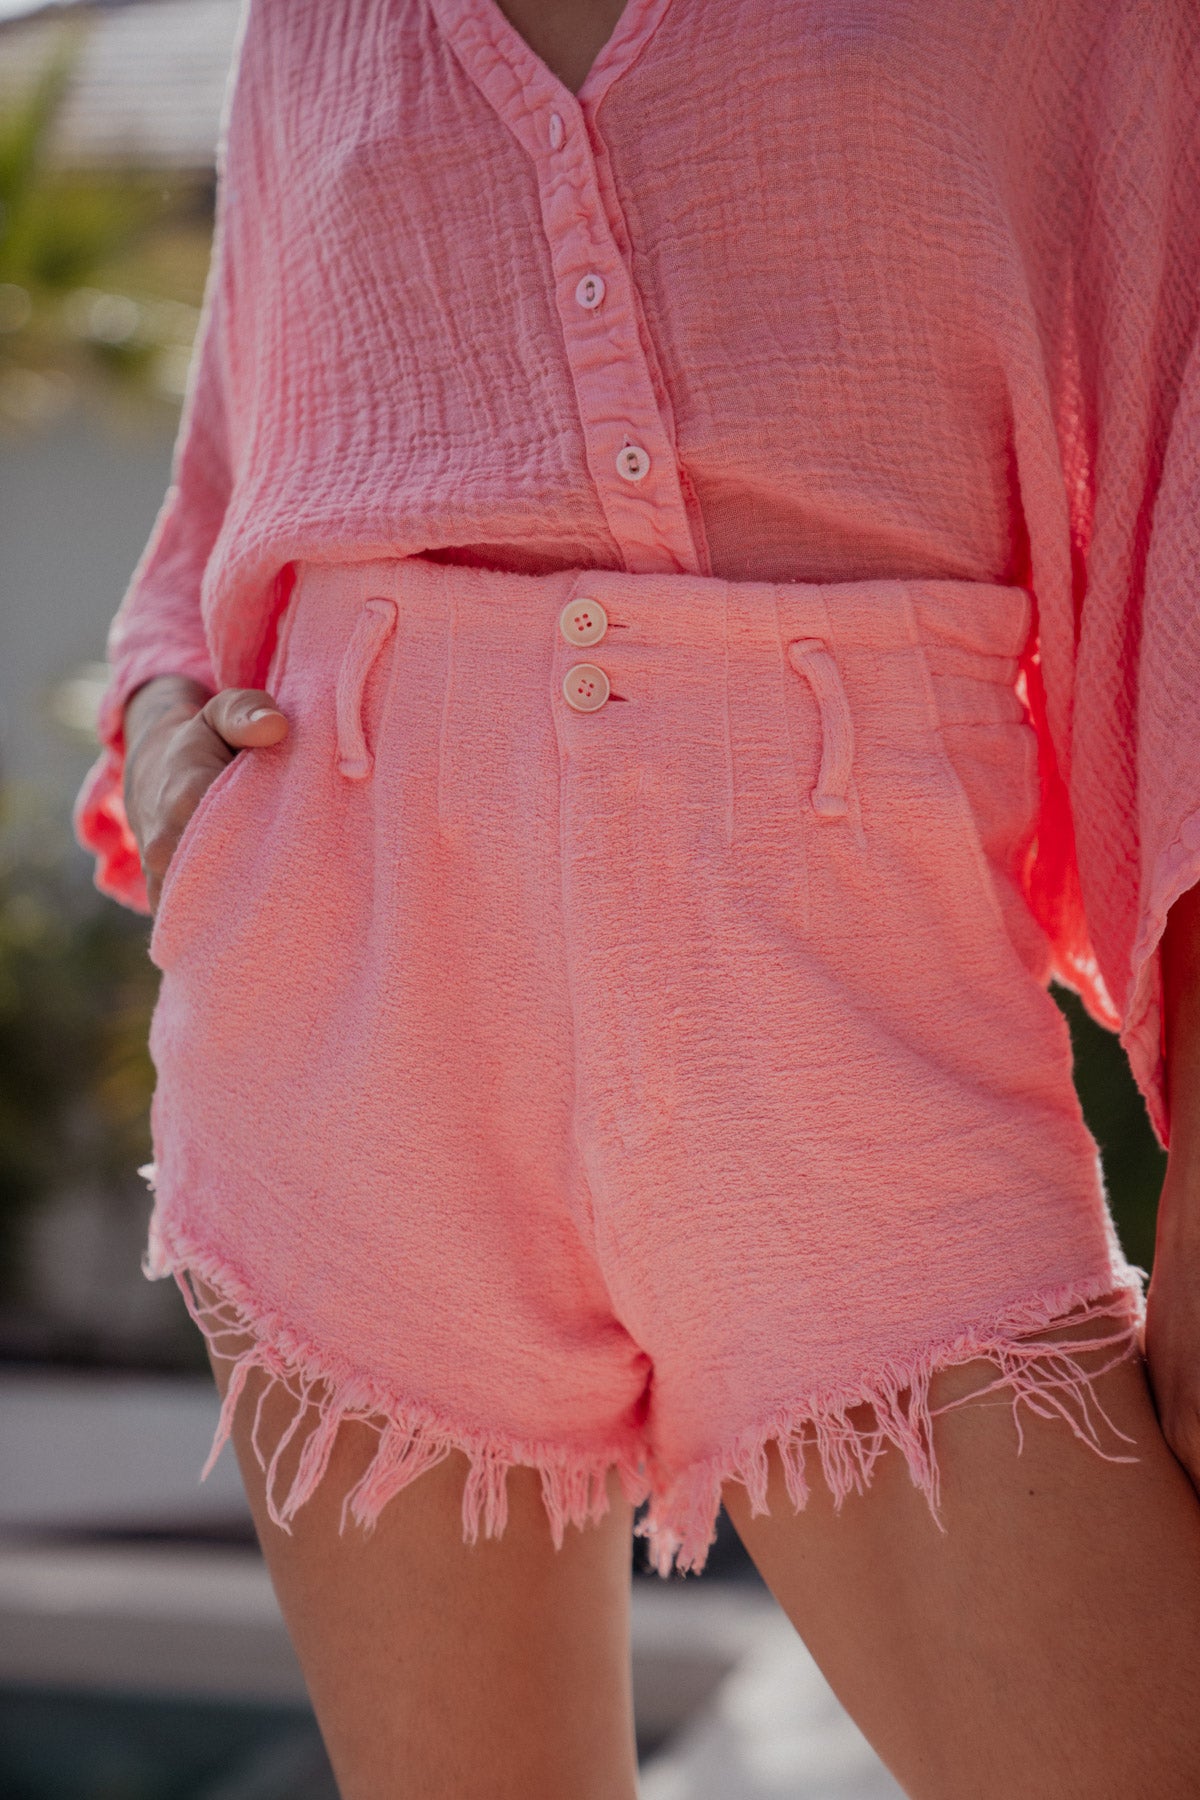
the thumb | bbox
[201,687,289,750]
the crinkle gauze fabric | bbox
[72,0,1200,1573]
[141,557,1145,1575]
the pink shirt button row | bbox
[568,274,650,478]
[528,88,685,563]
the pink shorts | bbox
[141,557,1144,1576]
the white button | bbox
[562,663,610,712]
[616,443,651,482]
[575,272,606,310]
[548,112,564,149]
[559,597,608,647]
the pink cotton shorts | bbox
[141,556,1144,1576]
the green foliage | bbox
[0,846,157,1301]
[0,35,166,292]
[0,25,212,429]
[1052,985,1166,1273]
[0,28,76,224]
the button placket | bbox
[432,9,701,576]
[536,141,695,571]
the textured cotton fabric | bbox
[140,556,1143,1575]
[73,0,1200,1150]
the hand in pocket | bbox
[123,676,289,914]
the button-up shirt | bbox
[75,0,1200,1147]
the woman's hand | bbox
[1144,875,1200,1495]
[123,674,288,913]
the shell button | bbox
[562,663,610,712]
[559,597,608,647]
[575,272,606,310]
[615,443,651,483]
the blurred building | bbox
[0,0,243,171]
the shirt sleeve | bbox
[1063,7,1200,1151]
[1118,325,1200,1150]
[72,11,249,915]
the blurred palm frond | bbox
[0,23,213,431]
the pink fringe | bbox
[635,1271,1147,1578]
[142,1168,1146,1578]
[140,1177,651,1547]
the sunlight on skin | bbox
[490,0,631,94]
[724,1322,1200,1800]
[189,1271,642,1800]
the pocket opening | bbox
[147,746,254,969]
[912,634,1054,988]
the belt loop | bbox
[786,637,853,818]
[336,598,397,779]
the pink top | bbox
[74,0,1200,1150]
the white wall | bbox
[0,410,175,854]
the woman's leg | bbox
[192,1275,640,1800]
[724,1311,1200,1800]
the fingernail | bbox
[248,708,277,721]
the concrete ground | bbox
[0,1367,903,1797]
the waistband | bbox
[289,556,1034,666]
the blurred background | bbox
[0,2,1170,1796]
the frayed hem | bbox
[635,1268,1147,1579]
[140,1175,652,1549]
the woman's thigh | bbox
[724,1321,1200,1800]
[193,1275,640,1800]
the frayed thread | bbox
[139,1173,651,1549]
[636,1270,1146,1579]
[141,1167,1147,1580]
